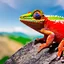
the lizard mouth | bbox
[20,20,44,31]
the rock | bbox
[5,40,63,64]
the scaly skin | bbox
[19,10,64,60]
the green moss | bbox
[0,56,9,64]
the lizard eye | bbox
[33,12,41,20]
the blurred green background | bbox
[0,32,43,64]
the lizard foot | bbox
[56,56,60,61]
[61,56,64,63]
[38,43,46,53]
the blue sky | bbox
[0,0,64,35]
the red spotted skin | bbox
[44,17,64,43]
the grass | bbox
[8,35,31,45]
[0,56,9,64]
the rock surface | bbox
[5,40,64,64]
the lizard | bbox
[19,10,64,61]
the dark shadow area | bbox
[48,43,59,53]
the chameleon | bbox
[19,10,64,61]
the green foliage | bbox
[0,56,9,64]
[8,35,31,45]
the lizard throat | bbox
[20,20,44,31]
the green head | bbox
[19,10,45,31]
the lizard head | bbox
[19,10,45,31]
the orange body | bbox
[39,17,64,59]
[44,18,64,43]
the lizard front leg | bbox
[38,28,55,52]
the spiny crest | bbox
[47,15,64,21]
[47,15,64,18]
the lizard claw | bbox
[35,38,40,42]
[38,44,44,53]
[56,56,60,61]
[61,56,64,63]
